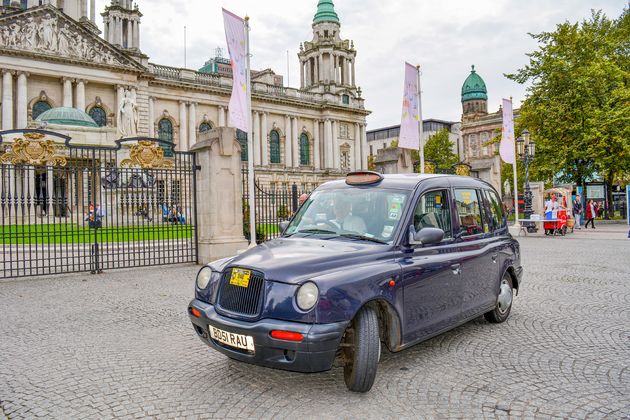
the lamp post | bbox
[517,129,536,231]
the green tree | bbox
[506,8,630,217]
[412,128,459,171]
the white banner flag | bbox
[398,62,420,150]
[223,8,249,133]
[500,98,516,164]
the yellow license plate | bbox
[229,268,251,288]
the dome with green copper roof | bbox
[313,0,339,24]
[461,65,488,102]
[35,107,98,127]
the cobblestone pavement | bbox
[1,228,629,419]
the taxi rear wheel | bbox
[484,274,514,323]
[342,306,380,392]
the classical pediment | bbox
[0,5,145,71]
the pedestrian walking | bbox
[585,199,596,229]
[572,194,582,229]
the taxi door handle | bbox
[491,253,498,263]
[450,263,461,275]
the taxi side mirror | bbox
[279,221,289,232]
[409,226,444,246]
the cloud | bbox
[95,0,625,128]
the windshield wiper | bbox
[337,233,388,244]
[285,228,337,237]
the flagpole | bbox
[511,98,520,230]
[416,65,424,174]
[245,15,256,248]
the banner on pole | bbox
[398,62,420,150]
[222,8,249,133]
[500,98,516,164]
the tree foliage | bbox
[412,128,459,170]
[506,8,630,195]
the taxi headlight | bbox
[196,267,213,290]
[296,282,319,311]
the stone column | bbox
[332,120,340,170]
[218,105,225,126]
[104,18,109,42]
[178,101,187,151]
[361,123,368,170]
[317,56,322,81]
[90,0,95,22]
[330,53,335,82]
[1,70,13,130]
[115,85,124,126]
[126,19,132,48]
[148,96,154,137]
[253,111,261,166]
[324,119,333,169]
[284,114,292,167]
[81,0,88,19]
[133,20,139,49]
[292,117,299,167]
[354,123,362,170]
[313,120,321,169]
[16,72,27,129]
[260,112,268,166]
[191,128,248,263]
[62,78,73,107]
[351,59,356,86]
[300,60,305,88]
[75,79,86,112]
[46,166,54,217]
[188,102,197,147]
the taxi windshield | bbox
[284,188,410,244]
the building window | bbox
[237,129,248,162]
[339,123,349,139]
[340,145,351,170]
[88,106,107,127]
[299,133,310,166]
[158,118,174,155]
[369,145,373,156]
[270,130,281,164]
[199,122,212,132]
[342,94,349,105]
[32,100,52,120]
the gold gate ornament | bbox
[0,133,67,166]
[120,140,173,169]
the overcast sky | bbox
[95,0,625,129]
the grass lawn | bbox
[1,223,194,245]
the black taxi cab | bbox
[189,172,523,392]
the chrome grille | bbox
[216,269,265,317]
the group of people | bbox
[162,203,187,225]
[572,194,604,229]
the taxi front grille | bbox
[216,269,265,317]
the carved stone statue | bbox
[117,90,138,138]
[503,180,511,197]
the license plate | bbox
[209,325,255,352]
[229,268,251,288]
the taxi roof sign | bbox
[345,171,384,186]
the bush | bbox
[277,204,290,219]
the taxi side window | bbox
[454,188,484,236]
[484,189,505,230]
[413,190,452,239]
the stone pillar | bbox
[46,166,54,217]
[81,0,88,19]
[253,111,261,166]
[330,53,335,82]
[351,59,356,86]
[292,117,299,167]
[115,85,124,127]
[313,120,321,170]
[218,105,225,126]
[318,56,322,81]
[191,128,248,263]
[354,123,362,170]
[90,0,95,22]
[284,114,292,167]
[75,79,86,112]
[260,112,268,166]
[62,78,73,108]
[148,96,154,137]
[188,102,197,147]
[133,20,139,49]
[324,119,333,169]
[300,60,305,88]
[361,123,368,170]
[126,19,132,48]
[332,120,340,170]
[178,101,187,151]
[1,70,13,130]
[104,18,109,42]
[16,72,27,129]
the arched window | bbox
[342,94,350,105]
[269,130,281,164]
[299,133,310,166]
[158,118,174,156]
[20,0,27,8]
[32,100,51,120]
[88,106,107,127]
[199,122,212,133]
[236,129,248,162]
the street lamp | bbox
[518,129,536,231]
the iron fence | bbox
[0,129,198,278]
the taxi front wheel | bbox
[484,273,514,323]
[342,306,380,392]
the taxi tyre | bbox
[484,273,514,323]
[343,306,380,392]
